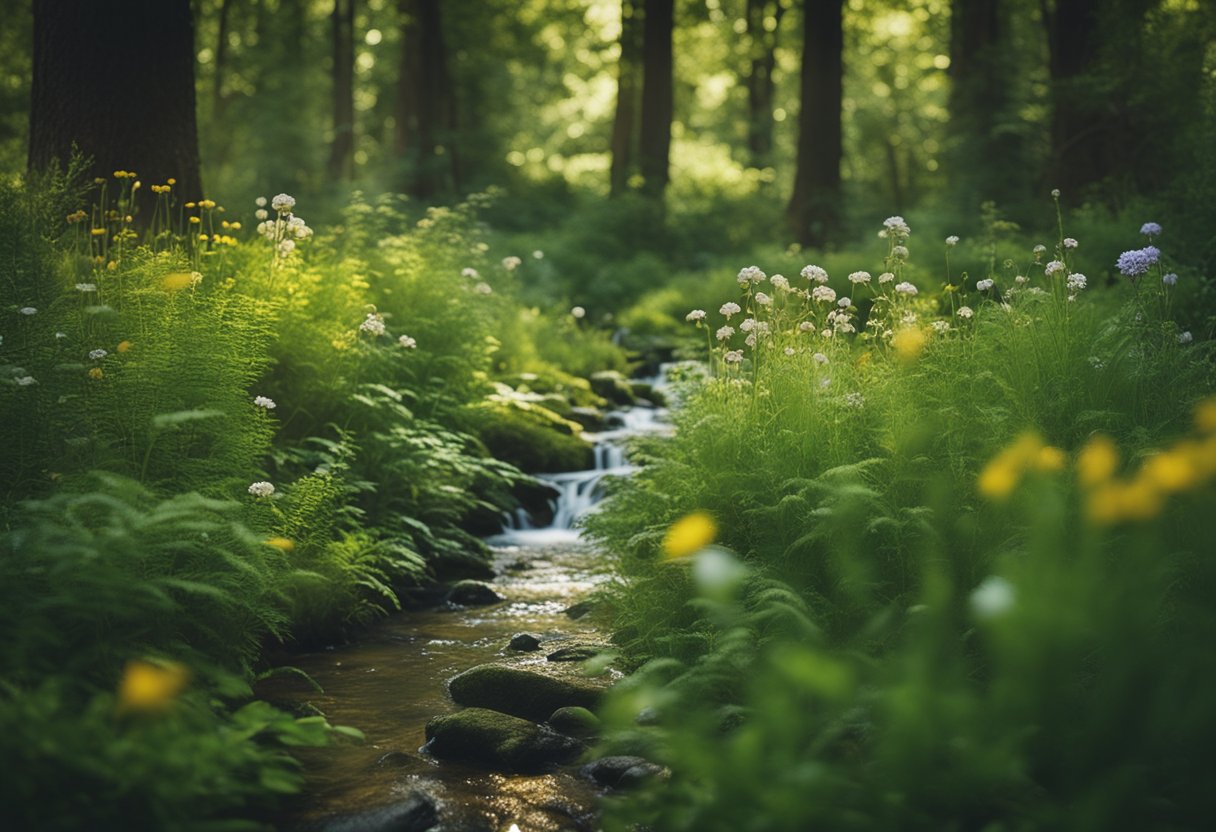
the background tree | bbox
[28,0,203,204]
[638,0,674,199]
[610,0,643,196]
[327,0,356,182]
[744,0,786,170]
[394,0,459,198]
[787,0,843,245]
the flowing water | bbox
[263,376,673,832]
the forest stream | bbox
[260,380,673,832]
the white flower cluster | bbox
[800,265,828,284]
[502,256,522,271]
[88,349,107,360]
[848,271,871,285]
[957,306,974,319]
[895,281,918,296]
[398,334,417,349]
[811,286,837,304]
[257,193,312,258]
[254,395,277,409]
[720,302,741,319]
[881,216,911,239]
[360,313,387,336]
[462,267,479,278]
[248,481,275,497]
[976,279,995,292]
[76,283,97,293]
[770,275,790,291]
[571,306,586,319]
[686,309,707,322]
[1044,260,1066,277]
[737,265,766,286]
[945,235,959,247]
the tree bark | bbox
[213,0,234,118]
[787,0,843,246]
[29,0,203,206]
[638,0,674,199]
[327,0,356,181]
[609,0,642,196]
[394,0,458,198]
[1042,0,1107,195]
[745,0,785,169]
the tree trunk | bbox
[787,0,843,246]
[746,0,785,169]
[609,0,642,196]
[213,0,234,118]
[29,0,203,206]
[638,0,674,199]
[394,0,457,198]
[327,0,356,181]
[1042,0,1107,195]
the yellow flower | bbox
[1077,434,1119,488]
[88,367,104,380]
[106,260,117,271]
[265,537,295,552]
[184,202,196,209]
[1036,445,1066,472]
[662,511,717,560]
[90,227,107,236]
[977,432,1045,500]
[162,272,194,291]
[1139,448,1199,494]
[167,177,176,185]
[117,340,132,353]
[891,326,926,363]
[118,659,189,712]
[189,216,201,224]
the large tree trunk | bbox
[29,0,203,206]
[745,0,785,169]
[212,0,234,118]
[638,0,674,199]
[1042,0,1107,195]
[394,0,458,198]
[609,0,643,196]
[327,0,356,181]
[787,0,843,246]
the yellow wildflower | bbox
[189,216,201,224]
[167,177,176,185]
[90,227,107,236]
[265,537,296,552]
[1036,446,1066,472]
[1076,434,1119,488]
[117,340,132,353]
[1139,447,1199,494]
[891,327,926,363]
[162,272,194,291]
[88,367,104,380]
[977,432,1046,500]
[106,260,117,271]
[662,512,718,560]
[118,659,189,712]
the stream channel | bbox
[263,372,673,832]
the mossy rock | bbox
[476,407,594,474]
[589,371,636,407]
[424,707,583,772]
[447,663,606,722]
[547,706,601,739]
[629,381,667,408]
[447,580,504,607]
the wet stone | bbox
[546,645,601,663]
[547,706,601,739]
[424,707,583,773]
[508,632,543,652]
[308,791,438,832]
[563,600,595,620]
[446,580,505,607]
[580,756,668,791]
[447,663,605,722]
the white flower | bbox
[475,282,493,295]
[957,306,974,319]
[883,216,911,237]
[254,395,277,409]
[1066,273,1087,292]
[15,375,36,386]
[754,292,772,307]
[894,281,918,296]
[277,239,296,256]
[783,347,795,356]
[745,333,757,347]
[248,481,276,497]
[255,196,267,207]
[398,334,417,349]
[502,256,522,271]
[932,320,950,333]
[800,265,828,284]
[571,306,586,319]
[737,265,766,286]
[532,250,544,260]
[799,321,815,333]
[1063,238,1078,249]
[945,235,959,247]
[75,283,97,292]
[723,349,744,364]
[1044,260,1066,277]
[739,317,757,332]
[848,271,871,284]
[715,325,735,341]
[1014,275,1027,285]
[461,267,479,278]
[55,331,67,339]
[811,286,837,303]
[976,279,994,291]
[1032,244,1047,257]
[1178,331,1193,345]
[256,221,268,236]
[892,245,909,259]
[837,297,851,308]
[970,576,1016,619]
[1163,272,1178,286]
[686,309,707,322]
[844,392,865,408]
[271,193,296,213]
[813,352,829,364]
[878,272,895,284]
[255,209,268,221]
[770,275,790,291]
[1051,188,1061,198]
[720,302,741,318]
[88,349,107,360]
[19,307,36,316]
[360,313,386,335]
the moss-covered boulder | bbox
[446,580,504,607]
[447,664,606,722]
[589,371,636,407]
[424,707,582,772]
[629,381,667,408]
[476,407,594,474]
[547,706,601,739]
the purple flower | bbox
[1142,245,1160,263]
[1116,248,1156,278]
[1140,222,1162,237]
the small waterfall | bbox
[492,366,677,545]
